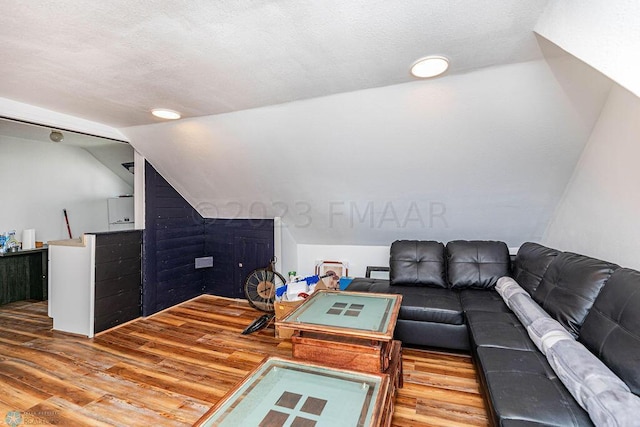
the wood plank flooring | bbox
[0,295,489,426]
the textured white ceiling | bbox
[0,0,548,127]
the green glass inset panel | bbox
[289,292,396,332]
[200,358,383,427]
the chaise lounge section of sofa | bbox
[346,240,640,426]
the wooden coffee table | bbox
[276,291,403,392]
[194,356,391,427]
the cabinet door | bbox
[94,231,142,333]
[0,255,29,304]
[233,236,273,299]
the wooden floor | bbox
[0,295,489,426]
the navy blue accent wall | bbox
[205,219,274,299]
[143,162,275,315]
[143,162,205,316]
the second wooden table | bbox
[276,290,403,387]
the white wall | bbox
[0,136,133,242]
[297,244,390,278]
[536,0,640,97]
[543,84,640,269]
[279,221,298,277]
[122,54,611,249]
[296,243,521,278]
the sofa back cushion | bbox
[579,268,640,394]
[389,240,446,288]
[533,252,618,338]
[513,242,560,294]
[446,240,510,289]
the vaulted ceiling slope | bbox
[1,1,549,127]
[123,52,612,246]
[3,1,637,248]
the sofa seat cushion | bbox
[389,240,447,288]
[347,278,464,324]
[395,319,469,350]
[579,267,640,395]
[477,345,558,382]
[393,286,464,324]
[459,289,510,313]
[446,240,511,289]
[476,347,592,426]
[512,242,560,294]
[345,277,392,294]
[533,252,618,337]
[466,311,536,351]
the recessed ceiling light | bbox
[151,108,181,120]
[410,56,449,79]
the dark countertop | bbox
[87,229,140,236]
[0,246,48,257]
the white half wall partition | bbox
[134,150,146,230]
[48,235,96,337]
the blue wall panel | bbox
[143,162,205,316]
[143,162,275,315]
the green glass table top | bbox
[198,357,386,427]
[280,291,400,335]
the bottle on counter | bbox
[6,230,19,252]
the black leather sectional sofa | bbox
[347,240,640,426]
